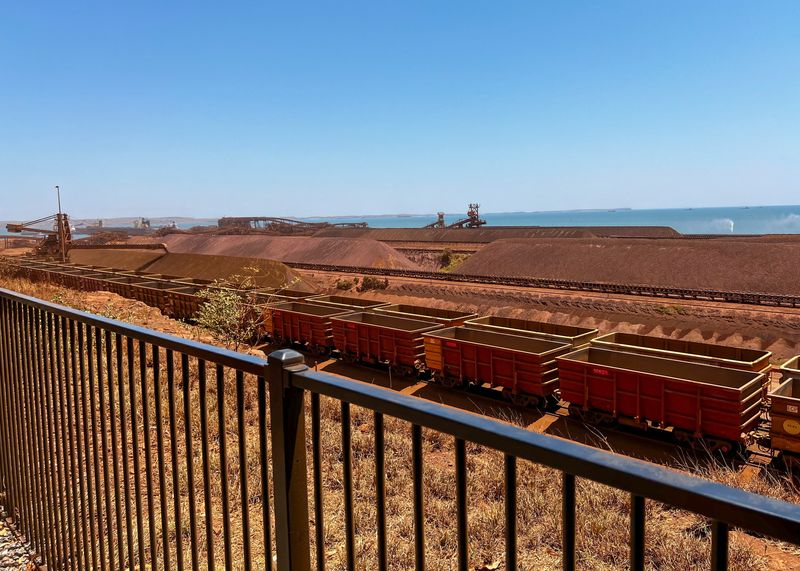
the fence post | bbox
[268,349,312,570]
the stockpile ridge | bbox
[158,234,418,269]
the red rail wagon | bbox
[331,312,442,375]
[423,327,572,406]
[375,304,478,326]
[309,294,390,312]
[769,359,800,467]
[557,347,764,451]
[591,332,772,372]
[102,275,152,298]
[264,302,353,354]
[167,286,205,319]
[464,316,598,347]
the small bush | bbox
[336,278,354,290]
[357,276,389,292]
[195,267,299,349]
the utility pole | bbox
[55,185,66,262]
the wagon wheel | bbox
[440,375,464,389]
[389,364,407,377]
[567,404,585,420]
[673,429,691,444]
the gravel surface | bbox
[0,509,36,570]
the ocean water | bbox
[303,205,800,235]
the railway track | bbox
[285,262,800,308]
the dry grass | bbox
[0,273,798,569]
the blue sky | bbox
[1,2,798,219]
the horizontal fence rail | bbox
[1,287,800,570]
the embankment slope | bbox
[455,238,800,295]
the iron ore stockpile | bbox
[69,248,315,290]
[454,236,800,295]
[139,234,418,269]
[311,225,681,241]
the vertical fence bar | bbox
[630,495,645,571]
[88,325,108,570]
[455,438,468,571]
[168,350,185,571]
[79,323,100,570]
[48,313,69,568]
[65,318,85,570]
[311,393,325,571]
[27,305,49,565]
[268,350,311,571]
[43,309,60,568]
[505,455,517,571]
[13,304,31,554]
[120,336,135,569]
[17,304,38,556]
[153,346,171,571]
[9,303,25,535]
[109,332,126,568]
[198,360,216,569]
[341,401,355,571]
[171,353,186,562]
[237,370,253,570]
[0,300,14,525]
[562,473,576,571]
[129,338,147,569]
[711,520,729,571]
[258,375,273,571]
[182,354,200,571]
[70,320,91,570]
[98,329,114,569]
[140,340,158,569]
[9,303,30,546]
[218,364,234,570]
[58,316,78,570]
[374,411,387,571]
[412,423,425,571]
[1,300,19,528]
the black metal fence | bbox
[1,286,800,570]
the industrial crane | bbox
[424,203,487,229]
[6,213,72,260]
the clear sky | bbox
[1,2,798,219]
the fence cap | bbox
[268,348,306,367]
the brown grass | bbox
[0,273,798,569]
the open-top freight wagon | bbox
[331,312,441,376]
[423,327,572,407]
[769,357,800,467]
[262,301,353,354]
[308,294,390,312]
[375,304,478,326]
[557,347,764,452]
[464,315,598,347]
[591,332,772,372]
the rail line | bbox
[284,262,800,308]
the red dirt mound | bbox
[156,235,418,269]
[69,248,166,270]
[68,248,313,290]
[142,253,315,291]
[455,238,800,295]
